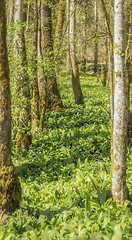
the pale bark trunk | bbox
[112,0,129,204]
[14,0,32,152]
[70,0,84,105]
[0,0,21,219]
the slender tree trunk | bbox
[0,0,21,219]
[54,0,65,51]
[125,4,132,147]
[70,0,84,105]
[66,0,70,72]
[111,0,129,204]
[94,0,98,79]
[14,0,32,152]
[32,0,40,130]
[103,25,108,87]
[8,0,14,23]
[54,0,66,74]
[41,0,63,112]
[82,0,87,73]
[37,0,46,130]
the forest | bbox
[0,0,132,239]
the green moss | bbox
[115,71,121,77]
[0,165,21,217]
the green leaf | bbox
[30,231,38,240]
[129,217,132,224]
[112,225,123,240]
[0,230,5,240]
[41,231,50,240]
[85,192,90,211]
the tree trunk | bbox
[41,0,63,112]
[14,0,32,152]
[37,0,46,130]
[54,0,65,51]
[66,0,70,72]
[111,0,129,205]
[103,25,108,87]
[94,0,98,79]
[54,0,66,75]
[0,0,21,219]
[70,0,84,105]
[32,0,40,131]
[8,0,14,23]
[82,0,87,73]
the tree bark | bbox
[82,0,87,73]
[0,0,21,219]
[94,0,98,78]
[32,0,40,131]
[111,0,129,204]
[70,0,84,105]
[37,0,46,130]
[54,0,66,51]
[41,0,63,112]
[14,0,32,152]
[66,0,70,72]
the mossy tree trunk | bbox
[112,0,129,205]
[54,0,66,51]
[54,0,66,74]
[0,0,21,220]
[14,0,32,152]
[41,0,63,112]
[69,0,84,105]
[32,0,40,131]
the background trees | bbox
[2,0,132,223]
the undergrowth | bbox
[1,72,132,240]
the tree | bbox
[32,0,40,130]
[94,0,98,78]
[41,0,63,112]
[0,0,21,219]
[69,0,84,105]
[14,0,32,152]
[111,0,129,204]
[54,0,66,52]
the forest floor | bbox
[1,71,132,239]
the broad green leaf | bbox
[30,231,38,240]
[41,231,50,240]
[112,225,123,240]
